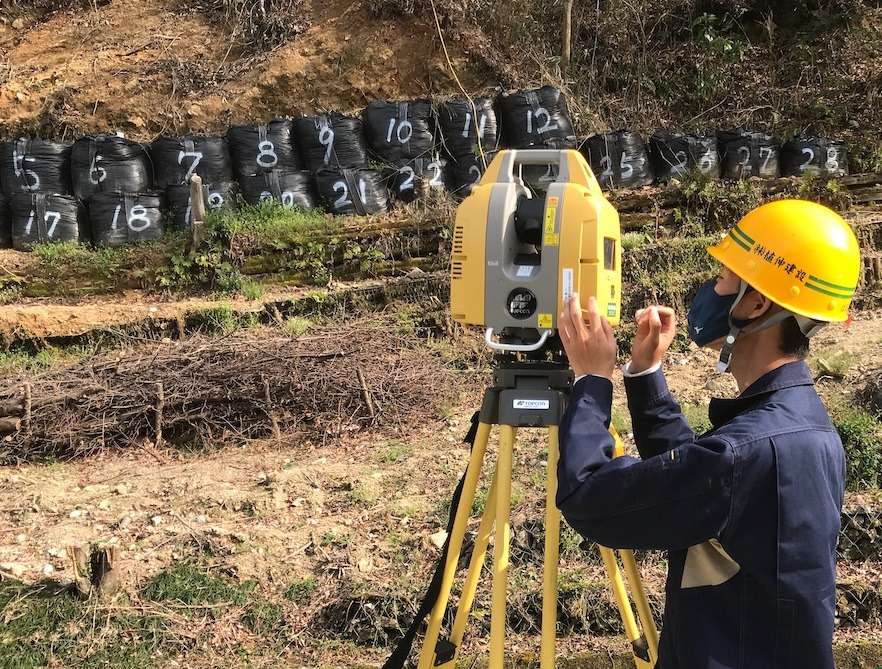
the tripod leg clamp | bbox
[632,635,651,662]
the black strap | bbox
[382,412,480,669]
[34,193,48,243]
[342,168,368,216]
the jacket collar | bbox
[708,360,815,428]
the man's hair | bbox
[779,316,810,358]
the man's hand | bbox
[630,305,677,374]
[558,294,617,379]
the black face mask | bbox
[686,280,740,347]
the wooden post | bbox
[356,366,376,419]
[561,0,574,78]
[154,382,164,447]
[188,174,207,253]
[23,382,31,435]
[262,376,281,442]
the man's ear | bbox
[747,291,773,319]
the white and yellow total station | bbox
[415,150,659,669]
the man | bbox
[555,200,861,669]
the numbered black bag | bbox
[293,113,369,172]
[315,168,388,215]
[582,131,654,189]
[228,120,303,177]
[362,100,435,163]
[447,153,494,200]
[389,157,448,203]
[0,138,72,196]
[0,194,11,248]
[437,98,499,159]
[167,182,239,230]
[88,192,164,247]
[649,131,719,182]
[9,192,83,250]
[238,170,317,209]
[151,136,234,189]
[71,135,153,202]
[781,137,848,178]
[718,130,781,180]
[498,86,575,149]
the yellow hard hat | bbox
[707,199,860,322]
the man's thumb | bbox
[648,307,662,341]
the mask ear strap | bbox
[715,281,750,373]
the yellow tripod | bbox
[415,363,659,669]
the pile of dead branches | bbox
[0,318,460,462]
[189,0,311,52]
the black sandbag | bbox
[293,113,368,172]
[649,131,719,181]
[151,136,234,189]
[718,130,781,180]
[88,192,164,247]
[447,152,495,200]
[71,135,153,202]
[582,131,654,189]
[9,193,83,250]
[166,182,239,230]
[0,194,11,248]
[362,100,435,163]
[389,157,448,203]
[0,138,72,196]
[498,86,576,149]
[781,137,848,178]
[315,168,388,215]
[238,170,317,209]
[228,120,302,176]
[437,98,499,158]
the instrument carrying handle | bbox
[484,328,551,352]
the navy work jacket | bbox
[557,361,845,669]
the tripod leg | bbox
[540,426,561,669]
[620,549,659,664]
[598,547,653,669]
[417,422,493,669]
[434,467,500,669]
[489,425,516,669]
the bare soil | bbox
[0,0,486,138]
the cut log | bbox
[0,400,24,416]
[0,418,21,433]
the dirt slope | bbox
[0,0,486,138]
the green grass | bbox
[140,563,249,606]
[284,577,318,604]
[240,278,265,301]
[611,407,633,435]
[183,304,258,335]
[0,345,91,375]
[681,402,712,435]
[378,440,411,463]
[209,199,332,247]
[810,348,857,380]
[283,316,312,337]
[0,579,166,669]
[830,404,882,490]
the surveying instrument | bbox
[384,150,659,669]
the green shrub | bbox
[831,405,882,490]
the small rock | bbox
[47,547,65,558]
[150,515,162,526]
[429,530,448,550]
[41,563,55,576]
[196,515,207,523]
[14,533,26,544]
[118,515,132,528]
[115,484,130,495]
[98,500,111,511]
[11,18,24,29]
[69,509,84,519]
[357,557,374,573]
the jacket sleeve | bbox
[625,367,697,460]
[556,375,735,551]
